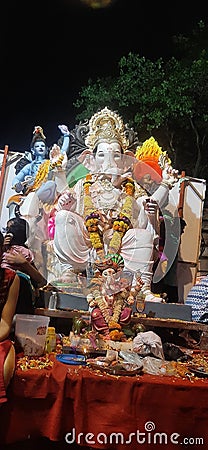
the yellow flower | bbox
[83,175,135,255]
[26,160,50,194]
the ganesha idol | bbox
[53,107,180,305]
[86,254,145,340]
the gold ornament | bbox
[85,107,129,151]
[26,155,64,194]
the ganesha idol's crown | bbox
[85,107,129,151]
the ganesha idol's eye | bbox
[102,271,108,278]
[103,268,115,277]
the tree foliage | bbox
[74,22,208,180]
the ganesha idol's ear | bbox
[78,149,93,163]
[124,150,135,158]
[78,149,96,171]
[122,151,137,173]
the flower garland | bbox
[109,178,135,253]
[26,160,50,194]
[84,174,104,255]
[84,175,135,256]
[88,266,144,336]
[91,289,124,327]
[26,155,64,194]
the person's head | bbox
[5,217,29,246]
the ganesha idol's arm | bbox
[151,165,179,208]
[56,189,77,212]
[150,183,170,209]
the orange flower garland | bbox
[109,178,135,253]
[26,160,51,194]
[26,154,64,194]
[90,289,125,327]
[84,174,103,254]
[84,175,135,256]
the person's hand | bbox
[162,164,179,187]
[3,251,27,266]
[3,233,13,248]
[58,124,69,136]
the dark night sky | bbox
[0,0,207,152]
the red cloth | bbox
[1,358,208,448]
[0,340,13,404]
[0,268,16,404]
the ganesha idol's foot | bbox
[142,287,163,303]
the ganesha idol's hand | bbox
[162,164,179,188]
[56,190,76,211]
[143,198,159,216]
[50,144,61,160]
[50,144,68,170]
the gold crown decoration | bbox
[85,107,129,151]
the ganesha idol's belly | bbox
[91,180,121,212]
[97,191,120,210]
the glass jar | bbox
[48,292,57,310]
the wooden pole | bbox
[178,170,186,219]
[0,145,9,204]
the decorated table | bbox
[35,307,208,332]
[1,354,208,449]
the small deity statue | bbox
[86,254,144,340]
